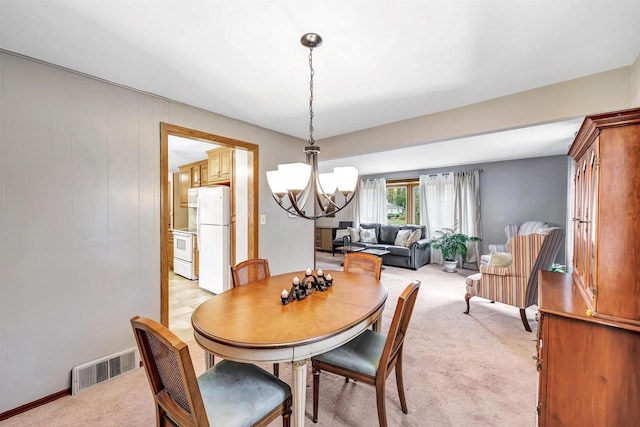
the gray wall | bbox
[335,155,568,263]
[0,51,314,413]
[476,156,568,260]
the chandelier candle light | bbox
[267,33,358,220]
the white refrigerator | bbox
[196,186,230,294]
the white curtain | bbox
[454,170,482,268]
[419,173,454,264]
[353,178,387,226]
[418,175,430,235]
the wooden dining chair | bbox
[231,258,271,287]
[344,252,383,330]
[131,316,292,427]
[311,281,421,427]
[343,252,382,280]
[230,258,279,377]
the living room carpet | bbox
[0,252,538,426]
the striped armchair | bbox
[464,227,564,331]
[480,221,549,266]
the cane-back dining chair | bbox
[230,258,279,377]
[343,252,382,280]
[343,252,384,330]
[311,281,421,427]
[130,316,292,427]
[231,258,271,287]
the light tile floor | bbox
[168,271,213,342]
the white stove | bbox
[173,230,197,280]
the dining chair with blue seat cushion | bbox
[131,316,292,427]
[230,258,279,377]
[311,280,421,427]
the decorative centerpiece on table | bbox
[428,227,480,273]
[281,268,333,305]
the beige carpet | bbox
[1,252,538,426]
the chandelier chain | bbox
[308,46,315,145]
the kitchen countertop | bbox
[171,228,197,235]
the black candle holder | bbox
[301,271,317,294]
[281,293,291,305]
[315,274,333,291]
[280,271,334,304]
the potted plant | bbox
[429,228,480,273]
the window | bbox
[386,180,420,225]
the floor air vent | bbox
[72,347,140,394]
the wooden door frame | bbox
[160,122,259,326]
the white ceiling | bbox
[1,1,639,174]
[168,135,219,173]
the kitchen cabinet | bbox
[177,150,228,207]
[191,163,201,187]
[207,147,233,184]
[190,161,208,188]
[200,163,208,187]
[179,166,191,208]
[315,227,336,251]
[537,108,640,426]
[178,159,208,207]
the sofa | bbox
[331,221,354,255]
[333,223,430,270]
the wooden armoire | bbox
[537,108,640,426]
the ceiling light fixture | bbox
[267,33,358,220]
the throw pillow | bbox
[394,229,412,246]
[405,229,421,247]
[380,225,399,244]
[335,229,350,240]
[489,252,513,267]
[359,227,378,244]
[347,226,360,243]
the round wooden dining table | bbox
[191,270,387,427]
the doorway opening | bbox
[160,123,259,327]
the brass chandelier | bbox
[267,33,358,220]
